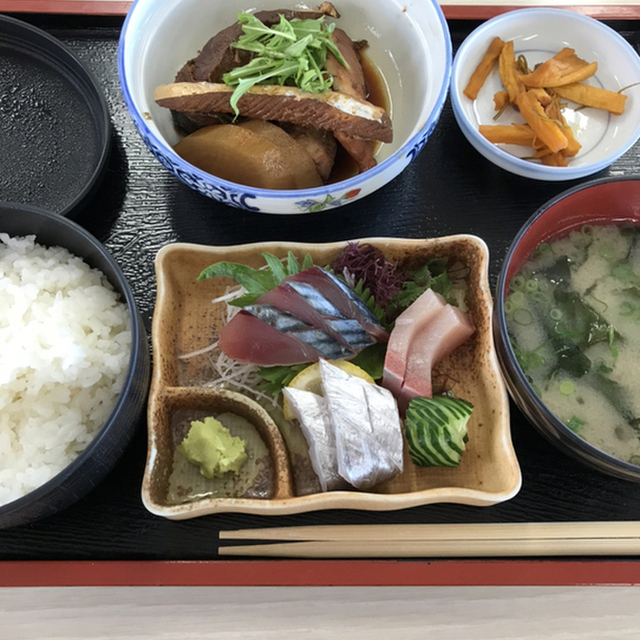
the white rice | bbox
[0,233,132,507]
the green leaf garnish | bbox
[222,13,348,117]
[197,252,314,306]
[391,258,454,312]
[197,261,278,301]
[262,252,288,283]
[257,363,307,396]
[349,342,386,380]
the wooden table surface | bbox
[2,586,640,639]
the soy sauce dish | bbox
[118,0,452,214]
[494,177,640,481]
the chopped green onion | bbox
[537,242,553,255]
[510,275,526,291]
[559,380,575,396]
[510,290,525,306]
[532,291,551,304]
[512,308,533,326]
[566,416,585,432]
[598,244,617,261]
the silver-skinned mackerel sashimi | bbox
[218,305,353,366]
[217,265,388,367]
[286,266,389,342]
[257,280,375,353]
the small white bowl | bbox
[451,8,640,181]
[118,0,452,214]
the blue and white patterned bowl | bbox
[118,0,451,214]
[451,8,640,181]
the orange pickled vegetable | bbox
[514,89,568,154]
[479,123,536,147]
[537,151,570,167]
[464,39,625,168]
[518,48,597,88]
[552,83,627,115]
[499,40,525,102]
[544,95,581,157]
[463,37,505,100]
[493,90,509,111]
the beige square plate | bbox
[143,236,522,519]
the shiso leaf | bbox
[197,252,315,307]
[258,363,307,396]
[262,252,288,283]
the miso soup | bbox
[505,224,640,465]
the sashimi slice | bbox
[381,288,448,397]
[243,304,353,360]
[286,280,376,352]
[398,305,475,413]
[281,387,346,492]
[219,309,325,365]
[258,281,343,326]
[218,305,352,365]
[319,359,403,490]
[257,281,374,353]
[286,266,389,342]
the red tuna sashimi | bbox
[219,309,327,365]
[286,266,389,342]
[397,305,475,413]
[381,288,448,397]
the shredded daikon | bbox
[178,284,280,408]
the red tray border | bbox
[2,559,640,587]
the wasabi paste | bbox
[179,416,247,478]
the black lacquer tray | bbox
[2,13,640,580]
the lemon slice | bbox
[282,360,375,420]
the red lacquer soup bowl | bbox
[494,176,640,482]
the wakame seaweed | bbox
[507,241,640,436]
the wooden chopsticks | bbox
[218,522,640,558]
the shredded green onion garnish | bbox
[222,13,349,117]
